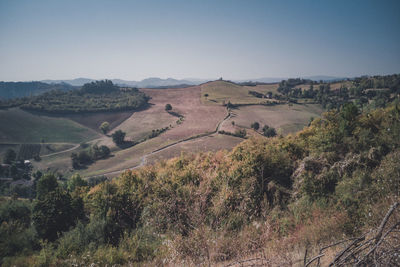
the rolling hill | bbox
[0,81,75,99]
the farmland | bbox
[69,86,230,177]
[0,108,99,144]
[201,80,280,105]
[221,103,324,135]
[11,81,327,178]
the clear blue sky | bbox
[0,0,399,81]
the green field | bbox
[0,108,99,144]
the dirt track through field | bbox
[40,144,80,158]
[85,109,232,179]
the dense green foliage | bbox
[262,124,277,137]
[0,80,149,113]
[277,74,400,110]
[251,121,260,130]
[111,130,126,145]
[165,103,172,111]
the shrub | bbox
[262,125,277,137]
[99,121,110,134]
[112,130,126,145]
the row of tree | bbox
[2,99,400,265]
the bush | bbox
[262,125,277,137]
[112,130,126,145]
[234,129,246,138]
[99,121,110,134]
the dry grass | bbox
[143,86,226,140]
[221,104,324,136]
[146,134,243,165]
[78,86,228,177]
[201,81,276,105]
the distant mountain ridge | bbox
[0,81,75,100]
[0,76,348,100]
[41,77,201,88]
[40,75,346,88]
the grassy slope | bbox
[146,133,243,165]
[0,108,99,144]
[32,84,323,177]
[65,111,134,133]
[221,103,324,135]
[201,81,279,105]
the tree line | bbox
[0,80,149,113]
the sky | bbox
[0,0,399,81]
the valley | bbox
[1,80,326,178]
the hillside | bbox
[0,108,99,144]
[1,99,399,266]
[0,80,149,113]
[201,80,279,105]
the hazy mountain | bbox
[41,77,199,88]
[35,75,348,90]
[0,81,75,100]
[235,77,287,83]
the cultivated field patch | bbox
[201,81,276,105]
[221,103,324,135]
[66,110,134,132]
[0,108,99,144]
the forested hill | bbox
[0,80,149,113]
[0,81,75,99]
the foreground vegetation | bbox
[1,94,399,265]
